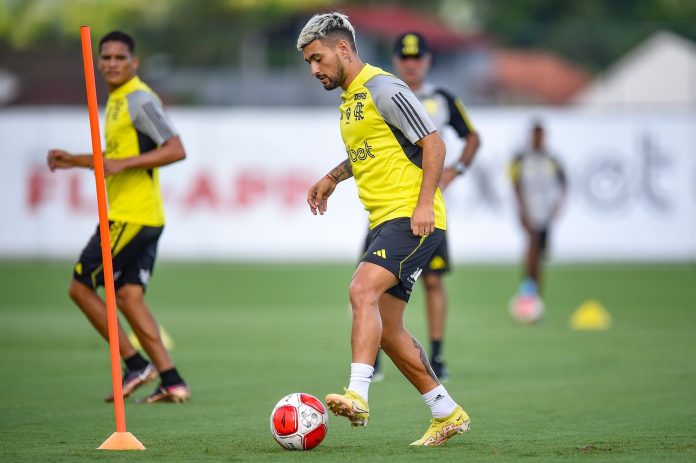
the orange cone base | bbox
[98,432,146,450]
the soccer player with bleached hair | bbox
[298,12,470,446]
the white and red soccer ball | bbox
[270,393,328,451]
[509,294,545,324]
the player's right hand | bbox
[307,176,337,216]
[411,202,435,236]
[47,149,73,171]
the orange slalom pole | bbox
[79,26,145,451]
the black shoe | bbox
[372,368,385,382]
[432,359,449,383]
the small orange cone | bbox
[98,432,146,450]
[570,300,612,330]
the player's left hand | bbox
[411,203,435,236]
[439,167,457,190]
[103,158,128,176]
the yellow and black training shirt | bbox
[104,76,177,226]
[339,64,446,230]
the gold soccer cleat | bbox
[410,405,470,446]
[325,388,369,427]
[137,383,190,404]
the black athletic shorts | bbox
[361,225,451,276]
[423,233,450,275]
[361,218,445,302]
[73,221,163,290]
[531,228,549,255]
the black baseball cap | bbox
[393,32,430,58]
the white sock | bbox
[347,363,374,402]
[422,384,458,419]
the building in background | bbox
[491,49,589,105]
[576,31,696,109]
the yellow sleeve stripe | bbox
[508,160,521,183]
[454,99,476,132]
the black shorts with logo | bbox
[73,221,163,290]
[361,218,445,302]
[360,224,451,276]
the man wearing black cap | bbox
[372,32,480,382]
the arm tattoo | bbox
[412,336,441,384]
[327,158,353,183]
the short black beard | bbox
[322,59,345,91]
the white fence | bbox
[1,107,694,262]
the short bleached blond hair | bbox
[296,12,356,51]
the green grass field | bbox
[1,261,695,462]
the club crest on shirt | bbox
[354,102,365,120]
[423,98,439,115]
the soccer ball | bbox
[509,294,545,324]
[270,393,328,451]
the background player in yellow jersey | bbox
[46,31,189,403]
[370,32,480,382]
[298,13,470,446]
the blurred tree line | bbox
[1,0,695,72]
[466,0,696,72]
